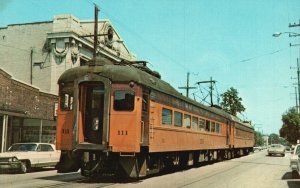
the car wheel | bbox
[20,161,30,174]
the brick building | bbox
[0,69,57,152]
[0,14,134,151]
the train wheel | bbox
[179,153,189,169]
[227,150,232,160]
[81,160,102,177]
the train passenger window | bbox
[114,90,135,111]
[192,117,198,129]
[60,83,73,111]
[216,123,220,133]
[199,118,205,131]
[211,122,216,132]
[174,111,182,127]
[184,114,191,128]
[162,108,172,126]
[206,120,210,131]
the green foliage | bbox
[268,133,289,145]
[220,87,245,116]
[268,133,280,144]
[280,107,300,144]
[255,131,264,146]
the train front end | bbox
[56,64,145,177]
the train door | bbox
[226,121,230,146]
[141,89,150,146]
[81,82,105,144]
[231,122,235,147]
[109,83,142,152]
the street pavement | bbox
[0,151,298,188]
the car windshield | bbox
[8,144,38,152]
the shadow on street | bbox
[282,172,300,188]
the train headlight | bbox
[92,117,99,131]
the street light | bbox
[272,32,300,37]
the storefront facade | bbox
[0,69,57,152]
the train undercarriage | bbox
[57,147,253,178]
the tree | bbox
[268,133,280,144]
[268,133,289,145]
[220,87,245,116]
[255,131,264,146]
[280,107,300,144]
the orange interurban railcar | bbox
[56,58,254,178]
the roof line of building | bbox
[7,21,53,27]
[0,68,56,96]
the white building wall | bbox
[0,14,135,95]
[0,22,53,93]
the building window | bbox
[114,90,135,111]
[192,117,198,129]
[162,108,172,126]
[174,111,182,127]
[184,114,191,128]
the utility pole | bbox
[295,86,299,112]
[297,59,300,112]
[196,77,216,106]
[178,72,196,98]
[93,4,99,59]
[289,20,300,112]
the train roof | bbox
[58,59,253,130]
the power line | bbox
[99,9,191,72]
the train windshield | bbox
[60,83,74,111]
[113,90,135,111]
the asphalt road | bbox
[0,151,299,188]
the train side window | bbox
[211,122,216,132]
[216,123,220,133]
[206,120,210,131]
[114,90,135,111]
[60,83,73,111]
[162,108,172,126]
[174,111,182,127]
[184,114,191,128]
[192,117,198,129]
[199,118,205,131]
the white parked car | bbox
[267,144,285,157]
[290,144,300,178]
[0,143,61,173]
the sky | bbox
[0,0,300,135]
